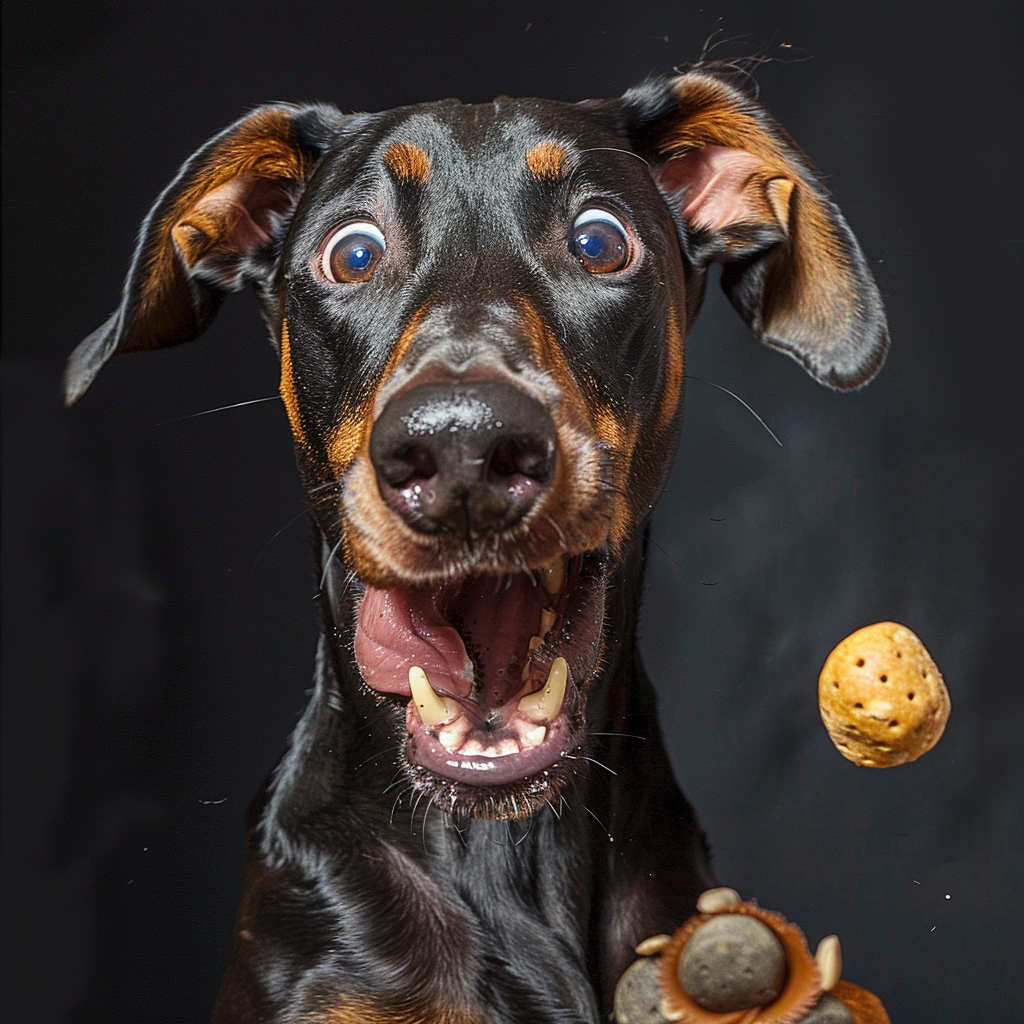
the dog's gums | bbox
[353,551,607,800]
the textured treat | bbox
[678,914,787,1012]
[830,980,893,1024]
[614,956,670,1024]
[801,993,855,1023]
[659,902,822,1024]
[819,622,950,767]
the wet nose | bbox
[369,382,557,537]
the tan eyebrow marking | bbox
[383,142,431,185]
[525,140,567,181]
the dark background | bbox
[3,2,1021,1021]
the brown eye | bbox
[321,221,386,282]
[571,208,631,273]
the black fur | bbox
[66,74,887,1023]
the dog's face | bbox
[66,74,887,819]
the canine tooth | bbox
[518,656,568,724]
[522,635,544,681]
[540,608,557,636]
[522,725,547,748]
[408,666,458,728]
[539,557,566,595]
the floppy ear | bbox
[64,103,345,405]
[622,73,888,390]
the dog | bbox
[66,71,889,1024]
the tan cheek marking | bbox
[383,141,431,185]
[657,299,685,434]
[326,301,433,478]
[516,297,639,551]
[515,298,590,426]
[279,318,306,448]
[525,140,567,181]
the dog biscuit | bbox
[819,622,949,767]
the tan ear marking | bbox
[765,177,795,232]
[383,142,431,185]
[142,109,307,328]
[526,140,567,181]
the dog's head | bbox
[67,73,886,818]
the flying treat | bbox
[818,622,950,767]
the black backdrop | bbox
[3,2,1021,1021]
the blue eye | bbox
[571,209,631,273]
[322,221,386,282]
[346,245,374,271]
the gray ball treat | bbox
[800,993,856,1023]
[613,957,670,1024]
[678,914,787,1012]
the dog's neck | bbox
[247,527,709,1013]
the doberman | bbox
[66,71,890,1024]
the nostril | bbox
[370,380,557,535]
[389,444,438,488]
[488,437,551,483]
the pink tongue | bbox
[355,587,472,697]
[353,576,549,703]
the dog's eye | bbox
[321,221,387,282]
[571,209,630,273]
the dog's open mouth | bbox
[354,551,606,795]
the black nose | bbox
[369,382,557,537]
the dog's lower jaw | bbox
[225,533,712,1024]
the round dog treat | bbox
[613,956,670,1024]
[819,622,949,767]
[678,914,787,1012]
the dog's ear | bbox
[64,103,345,405]
[620,73,888,389]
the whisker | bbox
[544,515,567,547]
[649,537,686,575]
[317,535,346,592]
[355,746,396,769]
[564,753,617,776]
[410,789,425,833]
[382,769,406,795]
[250,505,314,577]
[161,395,281,425]
[308,479,341,496]
[390,789,407,825]
[514,815,534,846]
[583,804,614,842]
[577,146,650,169]
[590,731,647,741]
[421,797,435,851]
[684,373,782,447]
